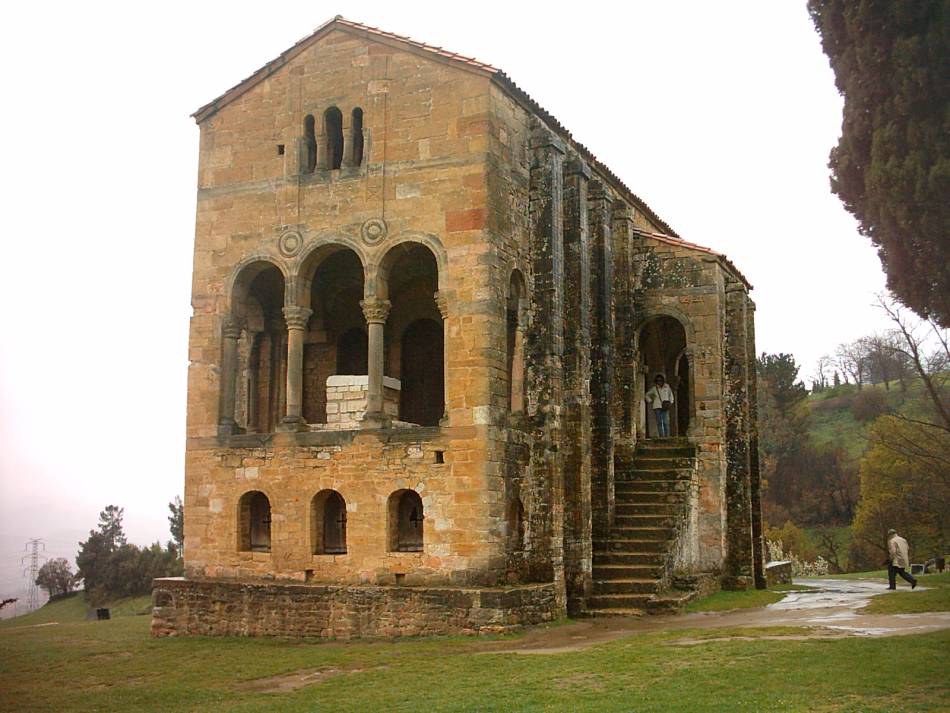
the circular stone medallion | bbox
[361,218,388,246]
[278,231,302,257]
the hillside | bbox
[0,592,152,628]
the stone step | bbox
[635,445,695,457]
[595,538,667,554]
[587,594,655,610]
[613,514,674,528]
[615,503,677,517]
[632,456,694,470]
[645,591,696,614]
[593,552,665,566]
[592,578,658,595]
[613,490,688,505]
[577,607,645,618]
[610,526,674,541]
[614,479,687,493]
[592,564,663,579]
[619,468,693,481]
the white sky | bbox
[0,1,891,600]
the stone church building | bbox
[152,17,764,638]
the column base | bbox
[217,421,244,437]
[276,416,308,433]
[361,411,392,430]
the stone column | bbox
[278,306,313,431]
[218,316,243,436]
[435,291,450,425]
[723,283,753,589]
[360,298,392,429]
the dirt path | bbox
[479,578,950,655]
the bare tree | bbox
[878,295,950,431]
[835,340,869,391]
[812,354,832,391]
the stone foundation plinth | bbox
[151,577,560,639]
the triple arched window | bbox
[301,107,364,174]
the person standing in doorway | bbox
[887,529,918,590]
[645,374,674,438]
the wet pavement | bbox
[480,577,950,655]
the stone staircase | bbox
[587,439,697,616]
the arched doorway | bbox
[638,315,690,438]
[400,319,444,426]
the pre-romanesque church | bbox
[152,17,764,638]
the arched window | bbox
[324,107,344,170]
[351,108,364,166]
[304,114,317,174]
[639,315,690,438]
[506,271,527,413]
[337,328,368,375]
[388,490,424,552]
[238,491,271,552]
[311,490,347,554]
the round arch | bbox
[295,237,367,307]
[637,313,694,438]
[368,233,447,299]
[227,256,290,316]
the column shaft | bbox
[218,317,242,435]
[361,298,392,428]
[279,306,312,430]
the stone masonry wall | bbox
[152,577,558,639]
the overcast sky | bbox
[0,1,892,603]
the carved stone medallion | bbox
[360,218,387,246]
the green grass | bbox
[864,572,950,614]
[0,592,152,628]
[684,587,789,613]
[0,613,947,712]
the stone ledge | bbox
[151,577,560,639]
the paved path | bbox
[480,577,949,655]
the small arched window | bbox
[351,108,364,166]
[238,491,271,552]
[312,490,347,554]
[304,114,317,174]
[388,490,424,552]
[324,107,344,170]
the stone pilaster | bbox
[588,180,616,540]
[360,298,392,429]
[561,155,593,614]
[746,299,766,589]
[526,123,566,611]
[611,203,637,443]
[723,283,753,589]
[278,306,313,431]
[218,316,243,437]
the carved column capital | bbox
[434,291,450,320]
[282,306,313,330]
[222,316,243,340]
[360,298,392,324]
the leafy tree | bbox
[808,0,950,325]
[35,558,76,599]
[850,416,949,570]
[168,496,184,558]
[757,353,808,417]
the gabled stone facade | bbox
[153,17,763,638]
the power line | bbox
[21,539,46,611]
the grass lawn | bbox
[864,572,950,614]
[683,584,814,614]
[1,611,947,712]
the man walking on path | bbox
[887,529,918,590]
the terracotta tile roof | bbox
[634,229,752,289]
[192,16,738,247]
